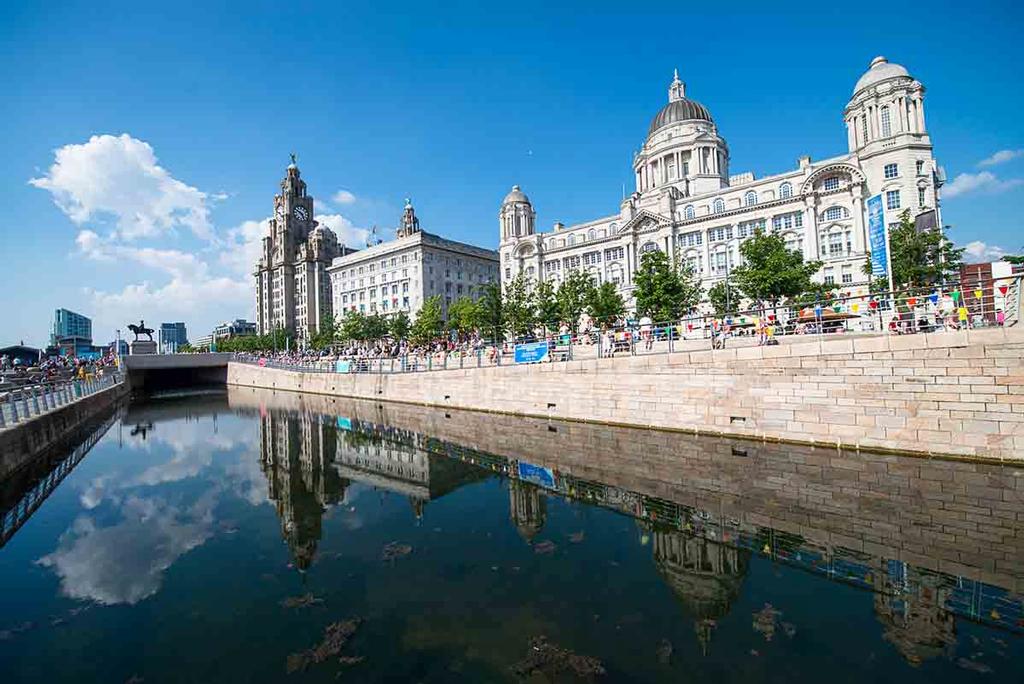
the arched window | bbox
[744,191,757,206]
[880,106,892,137]
[587,229,597,241]
[823,206,847,221]
[608,222,618,233]
[779,182,792,199]
[641,241,659,254]
[713,198,725,213]
[684,205,695,219]
[567,235,575,246]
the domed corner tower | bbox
[845,57,938,222]
[635,70,730,199]
[498,185,540,290]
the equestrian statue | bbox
[127,320,155,342]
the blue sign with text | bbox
[867,194,888,278]
[336,417,352,430]
[517,461,556,489]
[335,360,351,373]
[514,341,549,364]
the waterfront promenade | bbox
[228,326,1024,462]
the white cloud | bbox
[316,213,369,249]
[220,217,270,278]
[331,189,357,205]
[978,149,1024,167]
[30,134,214,241]
[963,240,1008,263]
[76,231,252,336]
[943,171,1024,199]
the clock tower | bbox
[255,156,342,340]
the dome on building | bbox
[647,69,713,137]
[853,56,910,95]
[648,98,714,136]
[502,185,531,205]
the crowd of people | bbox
[1,350,120,385]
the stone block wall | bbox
[227,327,1024,461]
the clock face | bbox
[293,206,308,221]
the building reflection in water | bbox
[649,523,749,654]
[508,480,547,543]
[873,562,956,666]
[256,409,488,569]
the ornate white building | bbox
[327,200,499,321]
[499,57,941,308]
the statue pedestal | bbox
[130,340,157,355]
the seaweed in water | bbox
[280,593,325,609]
[381,541,413,562]
[286,618,362,674]
[511,636,606,679]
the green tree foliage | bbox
[410,295,444,345]
[447,296,481,337]
[363,314,389,341]
[586,281,625,326]
[388,311,411,341]
[556,269,595,333]
[338,310,368,342]
[731,229,822,306]
[476,281,504,342]
[707,280,739,317]
[533,279,561,334]
[309,314,338,350]
[502,271,536,339]
[632,250,701,321]
[885,210,964,289]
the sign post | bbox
[514,341,550,364]
[866,194,894,294]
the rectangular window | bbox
[828,234,844,258]
[824,273,835,285]
[823,177,840,191]
[916,160,924,175]
[885,190,901,210]
[860,115,868,144]
[884,163,898,179]
[880,106,892,137]
[918,187,926,207]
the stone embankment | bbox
[0,380,128,479]
[227,327,1024,462]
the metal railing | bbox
[232,275,1022,376]
[0,372,123,430]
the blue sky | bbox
[3,0,1022,347]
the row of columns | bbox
[637,145,723,192]
[848,93,927,149]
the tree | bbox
[707,280,739,317]
[533,279,561,335]
[587,281,626,326]
[410,295,444,345]
[388,311,411,341]
[447,296,481,337]
[633,250,701,322]
[863,212,965,292]
[476,281,504,342]
[309,313,338,350]
[502,271,536,339]
[363,314,389,341]
[556,269,595,333]
[731,229,822,307]
[338,310,367,342]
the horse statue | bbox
[127,320,155,342]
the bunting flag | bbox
[869,300,879,310]
[958,307,969,322]
[928,293,939,304]
[998,284,1009,296]
[907,297,917,307]
[952,291,961,303]
[974,288,983,299]
[851,303,860,312]
[833,304,842,314]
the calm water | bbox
[1,388,1022,683]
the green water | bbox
[0,388,1020,682]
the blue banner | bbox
[867,194,888,277]
[335,360,351,373]
[336,417,352,430]
[517,461,555,489]
[514,341,549,364]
